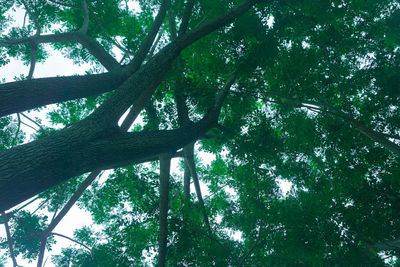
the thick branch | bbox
[0,70,126,117]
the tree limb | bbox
[158,153,171,267]
[178,0,196,36]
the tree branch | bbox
[27,43,38,79]
[158,153,171,267]
[184,143,212,233]
[1,211,18,267]
[20,0,41,35]
[11,113,21,147]
[78,0,89,34]
[178,0,196,36]
[51,232,93,257]
[36,237,47,267]
[125,0,170,74]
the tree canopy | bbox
[0,0,399,266]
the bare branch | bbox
[20,112,46,132]
[36,237,47,267]
[1,211,18,267]
[158,153,171,267]
[11,114,21,147]
[78,0,89,34]
[184,143,212,233]
[126,0,170,73]
[51,232,93,256]
[27,43,37,79]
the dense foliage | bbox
[0,0,399,266]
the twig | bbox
[2,212,19,267]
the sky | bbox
[0,1,291,266]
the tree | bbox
[0,0,399,266]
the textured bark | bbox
[0,70,127,117]
[0,112,217,211]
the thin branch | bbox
[20,120,38,132]
[2,212,18,267]
[11,114,21,147]
[28,43,37,79]
[31,197,51,216]
[184,143,212,234]
[36,237,47,267]
[238,229,261,266]
[20,0,41,35]
[125,0,170,73]
[50,188,64,223]
[178,0,196,36]
[158,153,171,267]
[51,232,93,257]
[78,0,89,34]
[11,195,40,214]
[20,112,46,132]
